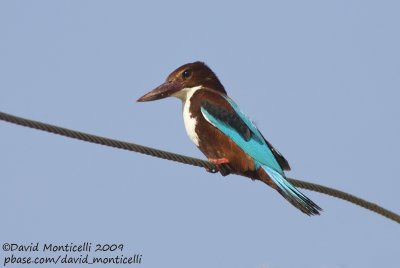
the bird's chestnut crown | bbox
[137,61,226,102]
[166,61,226,94]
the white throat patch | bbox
[172,86,201,146]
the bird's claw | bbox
[206,158,231,176]
[208,157,230,165]
[205,166,219,173]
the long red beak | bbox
[137,81,183,102]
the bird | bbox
[137,61,322,216]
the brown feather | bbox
[189,89,256,174]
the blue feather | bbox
[201,96,321,215]
[201,96,283,174]
[261,165,308,204]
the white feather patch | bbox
[172,86,201,146]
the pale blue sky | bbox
[1,1,399,268]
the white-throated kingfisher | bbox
[138,61,321,216]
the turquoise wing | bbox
[201,96,322,215]
[200,96,284,175]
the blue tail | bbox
[261,165,322,216]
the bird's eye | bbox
[182,69,192,79]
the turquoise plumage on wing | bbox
[201,95,318,212]
[200,96,284,175]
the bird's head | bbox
[137,61,226,102]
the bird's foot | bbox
[206,158,231,176]
[208,157,230,165]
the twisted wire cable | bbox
[1,111,399,224]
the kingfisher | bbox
[138,61,321,215]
